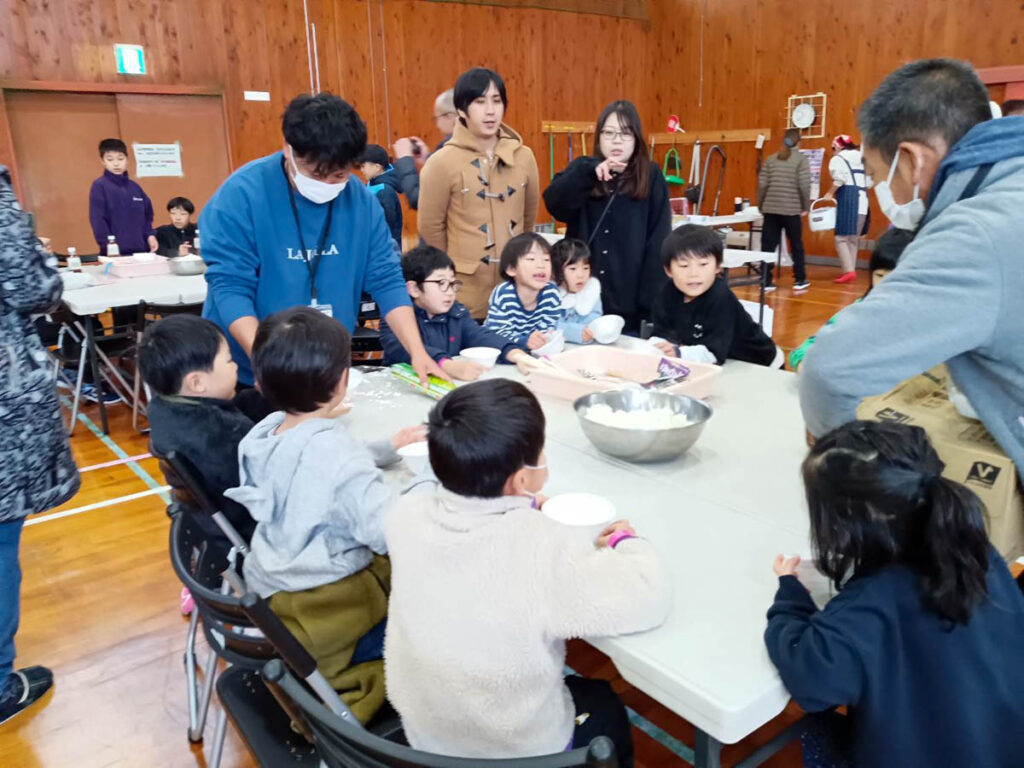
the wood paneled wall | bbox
[2,0,1021,252]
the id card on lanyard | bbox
[285,161,337,317]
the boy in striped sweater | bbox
[484,233,563,350]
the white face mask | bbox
[288,147,347,204]
[873,150,926,230]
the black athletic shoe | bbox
[0,666,54,725]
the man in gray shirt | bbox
[800,58,1024,474]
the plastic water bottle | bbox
[67,246,81,271]
[193,229,201,255]
[106,235,120,256]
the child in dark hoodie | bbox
[138,314,257,542]
[359,144,403,247]
[226,307,425,723]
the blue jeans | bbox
[0,519,25,684]
[350,618,386,666]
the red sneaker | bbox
[834,271,857,284]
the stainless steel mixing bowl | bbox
[574,389,713,463]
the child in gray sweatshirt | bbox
[226,307,424,723]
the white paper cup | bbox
[542,492,617,542]
[459,346,501,369]
[397,441,429,475]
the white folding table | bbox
[60,268,208,433]
[343,358,821,767]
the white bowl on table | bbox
[542,492,617,543]
[459,346,501,369]
[532,329,565,358]
[589,314,625,344]
[397,440,429,475]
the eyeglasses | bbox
[422,278,463,293]
[599,129,635,142]
[434,111,456,120]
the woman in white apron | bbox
[824,135,872,284]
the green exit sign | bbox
[114,44,146,75]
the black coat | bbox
[651,277,776,366]
[155,223,198,258]
[148,394,256,541]
[367,170,404,246]
[543,157,671,325]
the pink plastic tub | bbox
[107,256,172,278]
[525,346,721,402]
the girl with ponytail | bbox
[765,420,1024,768]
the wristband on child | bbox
[607,530,636,549]
[438,357,451,366]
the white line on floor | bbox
[25,486,171,527]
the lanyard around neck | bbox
[283,159,336,303]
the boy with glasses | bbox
[382,245,529,381]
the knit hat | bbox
[359,144,389,166]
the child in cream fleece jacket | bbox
[384,379,670,765]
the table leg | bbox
[84,318,109,435]
[694,729,723,768]
[758,258,767,327]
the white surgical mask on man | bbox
[288,146,347,204]
[873,149,926,230]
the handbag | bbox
[662,148,685,185]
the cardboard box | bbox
[857,366,1024,561]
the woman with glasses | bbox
[544,100,671,333]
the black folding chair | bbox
[240,590,403,741]
[262,660,619,768]
[158,449,249,755]
[169,511,319,767]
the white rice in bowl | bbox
[584,402,695,430]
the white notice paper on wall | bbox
[799,148,825,200]
[133,142,184,178]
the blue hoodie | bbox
[201,152,410,384]
[800,117,1024,473]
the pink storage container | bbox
[108,256,172,278]
[525,346,721,402]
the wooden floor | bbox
[0,265,868,768]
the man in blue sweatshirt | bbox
[800,59,1024,475]
[200,93,444,386]
[88,138,158,255]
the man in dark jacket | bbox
[0,167,80,725]
[391,88,456,210]
[359,144,404,247]
[380,244,527,380]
